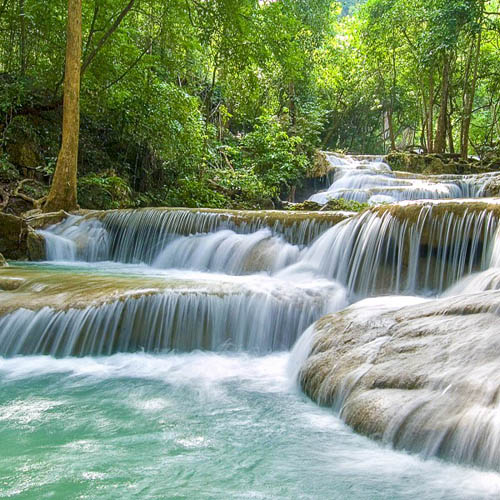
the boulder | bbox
[299,291,500,470]
[0,212,27,259]
[6,140,40,169]
[27,228,46,261]
[24,210,69,230]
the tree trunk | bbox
[461,14,483,159]
[434,55,451,153]
[19,0,26,75]
[426,70,434,153]
[44,0,82,213]
[387,109,396,151]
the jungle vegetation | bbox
[0,0,499,211]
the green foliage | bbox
[77,173,133,210]
[322,198,369,212]
[239,114,309,196]
[3,0,500,214]
[0,155,20,182]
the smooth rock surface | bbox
[299,292,500,470]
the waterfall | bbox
[0,272,347,357]
[152,229,300,274]
[38,215,110,261]
[39,201,500,297]
[298,202,498,296]
[40,209,347,264]
[309,154,495,206]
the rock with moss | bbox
[307,151,332,178]
[289,200,323,211]
[483,177,500,197]
[321,199,368,212]
[25,210,69,230]
[0,212,27,259]
[27,228,46,261]
[6,141,40,169]
[386,152,491,175]
[0,157,21,182]
[0,253,7,267]
[298,290,500,470]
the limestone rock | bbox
[6,141,40,169]
[27,228,46,261]
[484,177,500,197]
[299,292,500,470]
[25,210,70,230]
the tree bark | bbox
[44,0,82,213]
[426,70,434,152]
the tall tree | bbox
[44,0,82,212]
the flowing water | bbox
[4,162,500,497]
[308,154,496,205]
[3,353,500,499]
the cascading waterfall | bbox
[309,154,496,205]
[39,208,347,263]
[39,201,500,297]
[5,188,500,477]
[0,273,346,357]
[299,203,498,296]
[152,229,301,274]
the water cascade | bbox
[300,201,499,296]
[309,154,496,205]
[0,266,346,356]
[40,200,500,297]
[4,174,500,487]
[40,208,350,263]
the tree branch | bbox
[100,40,153,92]
[81,0,136,75]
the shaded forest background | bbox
[1,0,499,211]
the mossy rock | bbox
[0,212,28,259]
[0,158,21,182]
[0,253,7,267]
[483,177,500,197]
[25,210,69,230]
[289,200,322,211]
[27,228,46,261]
[321,199,369,213]
[307,151,331,179]
[6,141,40,169]
[387,152,492,175]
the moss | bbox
[322,199,369,213]
[307,151,332,178]
[25,210,70,230]
[82,207,355,230]
[0,212,27,259]
[289,200,323,211]
[0,156,21,182]
[77,172,134,210]
[371,200,500,224]
[386,152,491,175]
